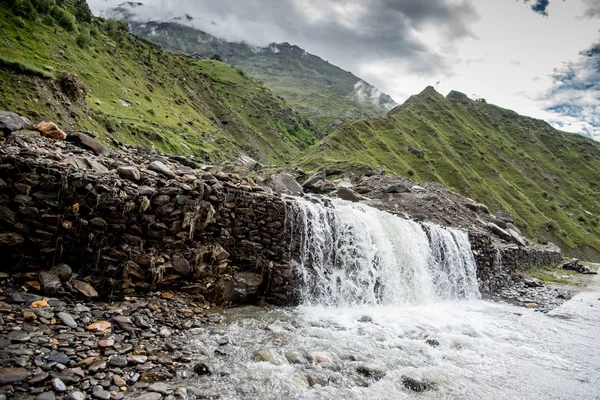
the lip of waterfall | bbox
[286,195,480,306]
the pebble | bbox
[92,385,111,400]
[67,392,86,400]
[148,382,173,395]
[35,393,56,400]
[57,312,78,328]
[51,377,67,392]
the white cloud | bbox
[89,0,600,140]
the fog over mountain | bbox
[91,0,600,140]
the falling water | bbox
[286,196,480,306]
[186,196,600,399]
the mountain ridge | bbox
[297,86,600,257]
[104,3,397,132]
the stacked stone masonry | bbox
[0,134,564,305]
[0,134,293,305]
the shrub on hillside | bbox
[76,31,92,48]
[73,0,92,22]
[31,0,55,14]
[52,6,77,31]
[9,0,38,20]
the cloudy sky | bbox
[89,0,600,140]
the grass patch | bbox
[526,265,578,285]
[0,55,54,78]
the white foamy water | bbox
[187,198,600,399]
[286,196,479,305]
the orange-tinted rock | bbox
[72,280,98,298]
[36,121,67,140]
[87,321,111,333]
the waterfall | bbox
[286,196,480,306]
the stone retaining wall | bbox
[0,138,293,305]
[469,231,562,295]
[0,134,565,305]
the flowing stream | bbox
[188,197,600,399]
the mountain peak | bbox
[417,86,442,98]
[446,90,473,105]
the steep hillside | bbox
[298,87,600,257]
[0,2,316,163]
[105,12,396,133]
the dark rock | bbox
[148,161,175,179]
[52,264,73,281]
[92,386,111,400]
[117,166,141,181]
[0,232,25,246]
[356,363,386,380]
[35,392,56,400]
[384,184,411,193]
[262,173,303,195]
[193,363,211,376]
[494,212,515,224]
[0,367,30,384]
[487,223,512,242]
[215,272,263,303]
[109,356,128,367]
[171,255,192,275]
[402,375,435,392]
[0,206,17,225]
[425,339,440,347]
[0,111,34,134]
[302,171,326,190]
[57,312,77,328]
[8,330,31,342]
[561,258,597,275]
[51,377,67,392]
[67,132,111,156]
[336,187,362,202]
[46,351,69,365]
[112,315,136,331]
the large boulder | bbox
[67,132,111,156]
[336,187,363,203]
[302,171,326,191]
[63,157,109,173]
[263,172,303,195]
[384,184,410,194]
[0,111,33,135]
[36,121,67,140]
[487,222,513,242]
[213,272,263,303]
[507,228,526,246]
[147,161,175,179]
[237,154,262,170]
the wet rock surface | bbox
[0,280,223,400]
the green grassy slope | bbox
[298,87,600,255]
[124,20,396,132]
[0,3,316,163]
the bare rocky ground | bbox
[490,261,599,313]
[0,271,221,400]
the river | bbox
[186,197,600,399]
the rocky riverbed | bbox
[0,273,221,400]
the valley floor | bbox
[1,270,599,399]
